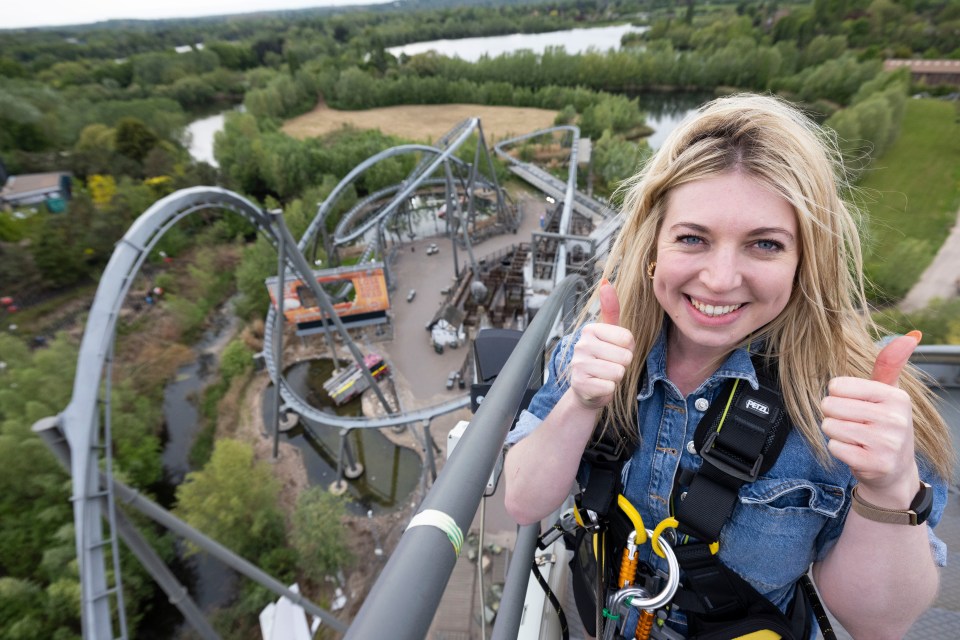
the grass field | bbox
[282,102,559,144]
[860,99,960,301]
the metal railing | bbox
[347,336,960,639]
[344,274,582,639]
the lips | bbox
[689,296,744,317]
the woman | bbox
[503,94,953,639]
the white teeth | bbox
[690,298,742,317]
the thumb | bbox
[598,278,621,326]
[871,330,921,386]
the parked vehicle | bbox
[446,371,458,389]
[406,289,416,302]
[426,243,439,255]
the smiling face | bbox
[653,171,800,363]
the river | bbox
[184,112,226,167]
[143,303,242,639]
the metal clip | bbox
[605,528,681,637]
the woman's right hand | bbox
[569,281,635,410]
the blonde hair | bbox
[580,93,953,479]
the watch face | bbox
[911,481,934,525]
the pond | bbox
[262,358,422,515]
[387,23,649,62]
[634,91,716,149]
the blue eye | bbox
[677,235,704,245]
[755,239,785,251]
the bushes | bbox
[874,298,960,346]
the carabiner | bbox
[606,527,680,624]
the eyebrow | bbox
[670,222,795,242]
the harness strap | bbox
[581,416,632,518]
[572,354,816,640]
[668,357,808,639]
[677,359,789,542]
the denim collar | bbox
[638,324,760,400]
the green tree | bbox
[291,487,352,583]
[114,117,159,164]
[174,439,286,559]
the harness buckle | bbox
[699,430,763,483]
[583,431,630,466]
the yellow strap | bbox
[573,504,586,528]
[617,494,647,545]
[652,517,718,558]
[734,631,781,640]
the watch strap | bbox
[850,481,932,526]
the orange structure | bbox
[265,264,390,332]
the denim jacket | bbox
[507,327,948,635]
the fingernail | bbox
[601,277,611,287]
[906,330,922,344]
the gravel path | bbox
[899,208,960,312]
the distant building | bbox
[884,59,960,87]
[1,171,72,212]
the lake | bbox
[387,23,648,62]
[185,25,703,162]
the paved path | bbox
[899,208,960,312]
[383,193,547,406]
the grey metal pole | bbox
[344,275,580,640]
[445,161,477,272]
[32,417,349,634]
[271,210,285,461]
[270,211,394,415]
[334,429,346,491]
[33,418,220,640]
[341,429,363,479]
[423,420,437,482]
[490,523,540,640]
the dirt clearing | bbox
[282,103,559,144]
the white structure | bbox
[259,583,320,640]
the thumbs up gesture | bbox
[569,279,635,410]
[821,331,922,497]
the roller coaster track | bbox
[49,115,514,637]
[53,187,280,639]
[50,114,627,638]
[493,126,620,285]
[44,106,960,640]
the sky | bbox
[3,0,389,30]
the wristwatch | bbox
[851,481,933,526]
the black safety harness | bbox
[563,355,837,640]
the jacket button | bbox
[686,440,697,454]
[694,397,709,412]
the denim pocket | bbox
[717,477,846,599]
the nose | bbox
[699,248,743,292]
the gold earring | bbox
[647,261,656,280]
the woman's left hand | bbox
[820,332,922,501]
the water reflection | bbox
[262,359,420,515]
[183,113,224,167]
[633,91,714,149]
[388,24,649,62]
